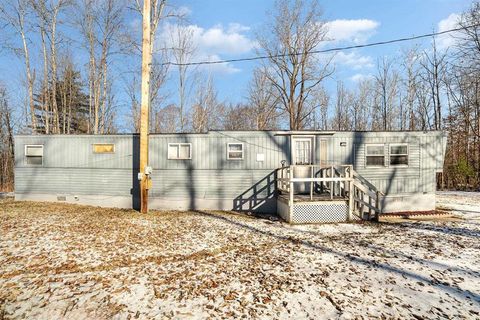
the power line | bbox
[158,23,479,67]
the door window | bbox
[294,139,312,165]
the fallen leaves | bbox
[0,198,479,319]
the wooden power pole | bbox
[139,0,152,213]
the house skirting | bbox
[277,197,357,224]
[380,193,436,213]
[14,193,278,213]
[15,193,133,209]
[15,192,436,217]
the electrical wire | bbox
[158,23,479,67]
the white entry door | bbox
[292,137,314,165]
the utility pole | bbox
[139,0,151,213]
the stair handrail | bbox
[351,169,384,220]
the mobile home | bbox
[14,130,447,223]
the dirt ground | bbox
[0,196,479,319]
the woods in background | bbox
[0,0,479,191]
[0,87,14,191]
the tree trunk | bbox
[50,11,60,133]
[40,27,50,134]
[18,12,36,133]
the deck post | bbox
[310,166,313,200]
[360,191,365,219]
[369,196,373,220]
[289,180,294,221]
[348,179,354,221]
[289,181,294,206]
[330,165,334,200]
[375,190,381,222]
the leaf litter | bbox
[0,193,479,319]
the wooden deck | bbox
[276,164,383,222]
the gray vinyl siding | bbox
[149,132,289,170]
[14,130,447,209]
[15,135,135,169]
[149,170,275,198]
[15,168,132,195]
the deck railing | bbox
[276,164,384,221]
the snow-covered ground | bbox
[437,191,480,219]
[0,195,479,319]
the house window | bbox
[390,144,409,166]
[294,139,312,165]
[365,144,385,167]
[25,145,43,165]
[93,143,115,154]
[227,143,244,160]
[168,143,192,160]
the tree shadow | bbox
[131,134,140,211]
[383,220,480,239]
[363,241,480,277]
[192,210,480,303]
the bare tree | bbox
[75,0,124,134]
[456,1,480,73]
[38,5,50,134]
[76,0,95,133]
[133,0,169,51]
[311,86,330,130]
[167,23,196,132]
[247,67,280,130]
[351,79,373,131]
[128,0,177,132]
[31,0,72,133]
[374,57,399,130]
[222,103,256,131]
[332,81,353,131]
[191,76,223,133]
[0,0,36,132]
[152,104,179,133]
[149,56,170,132]
[257,0,332,130]
[400,47,421,130]
[420,37,447,130]
[454,1,480,143]
[0,86,14,191]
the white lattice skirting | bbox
[277,199,357,223]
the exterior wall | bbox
[14,130,446,214]
[14,132,289,213]
[147,132,288,212]
[15,136,136,209]
[314,131,447,212]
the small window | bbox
[390,144,408,166]
[93,143,115,154]
[168,143,192,160]
[227,143,244,160]
[294,139,312,165]
[25,145,43,165]
[366,144,385,167]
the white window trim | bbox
[365,144,386,167]
[92,143,115,154]
[167,143,192,160]
[24,144,44,166]
[227,143,244,160]
[292,136,315,165]
[389,143,409,167]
